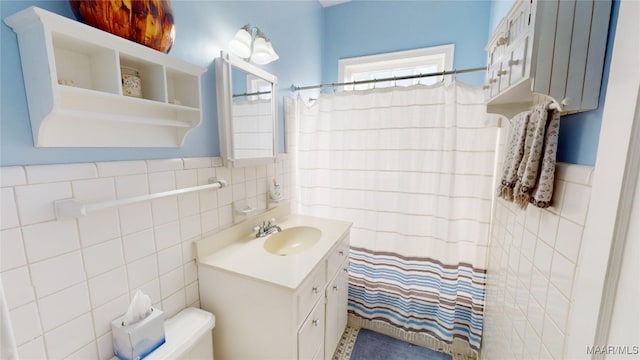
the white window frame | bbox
[338,44,455,90]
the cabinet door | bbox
[508,36,529,87]
[324,261,349,360]
[299,301,325,360]
[497,61,510,92]
[337,264,349,331]
[488,64,501,98]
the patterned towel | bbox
[497,110,530,202]
[498,102,560,209]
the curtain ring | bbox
[441,70,446,83]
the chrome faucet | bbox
[254,218,282,238]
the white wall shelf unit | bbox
[4,6,206,147]
[484,0,611,118]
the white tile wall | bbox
[0,156,292,359]
[481,161,594,360]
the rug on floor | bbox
[332,326,360,360]
[347,328,452,360]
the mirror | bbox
[215,51,278,167]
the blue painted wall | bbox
[0,0,619,167]
[321,0,492,87]
[487,0,619,165]
[0,0,323,166]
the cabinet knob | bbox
[312,319,319,327]
[312,286,318,294]
[508,59,520,66]
[338,250,344,256]
[343,268,348,273]
[333,285,338,291]
[497,70,508,76]
[482,85,490,90]
[497,37,508,46]
[489,78,498,84]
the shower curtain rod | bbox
[232,90,272,98]
[290,66,487,92]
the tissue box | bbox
[112,307,165,360]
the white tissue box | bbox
[112,307,165,360]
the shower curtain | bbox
[290,82,498,355]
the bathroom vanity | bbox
[196,205,351,360]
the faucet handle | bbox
[253,225,262,232]
[267,218,277,226]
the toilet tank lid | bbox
[145,307,215,359]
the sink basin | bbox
[263,226,322,256]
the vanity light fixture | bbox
[228,24,279,65]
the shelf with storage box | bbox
[484,0,611,118]
[4,6,206,147]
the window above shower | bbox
[338,44,454,90]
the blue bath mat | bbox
[350,328,452,360]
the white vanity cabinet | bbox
[324,236,350,360]
[485,0,611,116]
[4,6,205,147]
[196,211,351,360]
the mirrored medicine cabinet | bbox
[215,51,278,168]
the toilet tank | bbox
[146,307,215,359]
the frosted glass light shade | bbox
[228,27,252,59]
[251,36,279,65]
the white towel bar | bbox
[54,178,227,220]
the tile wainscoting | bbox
[0,156,292,359]
[481,153,594,359]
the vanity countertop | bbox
[195,208,351,290]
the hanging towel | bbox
[497,110,530,202]
[497,102,560,209]
[513,101,560,208]
[528,104,560,208]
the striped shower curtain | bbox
[290,83,498,355]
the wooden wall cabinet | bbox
[4,7,206,147]
[485,0,611,118]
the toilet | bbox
[113,307,216,360]
[147,307,215,359]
